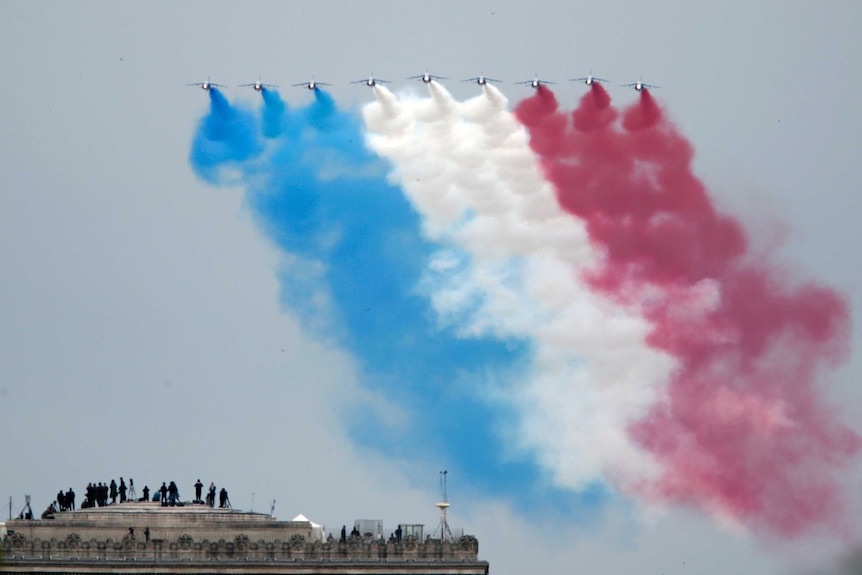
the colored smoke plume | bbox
[515,83,858,536]
[188,80,859,536]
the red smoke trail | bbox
[515,84,859,537]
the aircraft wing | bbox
[406,74,447,80]
[622,82,660,89]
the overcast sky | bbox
[2,2,861,574]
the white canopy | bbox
[292,513,325,542]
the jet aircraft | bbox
[570,72,609,85]
[516,75,555,88]
[351,74,390,87]
[622,80,660,91]
[463,73,501,85]
[187,77,226,91]
[238,77,278,91]
[407,71,447,83]
[292,79,331,90]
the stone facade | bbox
[0,503,487,575]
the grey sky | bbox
[1,1,860,574]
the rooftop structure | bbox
[0,502,486,574]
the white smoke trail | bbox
[363,83,677,494]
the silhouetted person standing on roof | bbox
[142,485,150,502]
[219,487,228,508]
[194,479,203,503]
[67,488,75,511]
[119,477,127,503]
[168,481,179,506]
[159,482,168,506]
[110,480,118,504]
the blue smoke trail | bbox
[260,88,285,139]
[189,89,262,184]
[189,88,609,515]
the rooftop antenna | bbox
[270,499,276,517]
[251,492,255,513]
[433,470,453,542]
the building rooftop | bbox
[1,501,486,574]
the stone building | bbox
[1,502,487,574]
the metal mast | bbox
[433,471,453,542]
